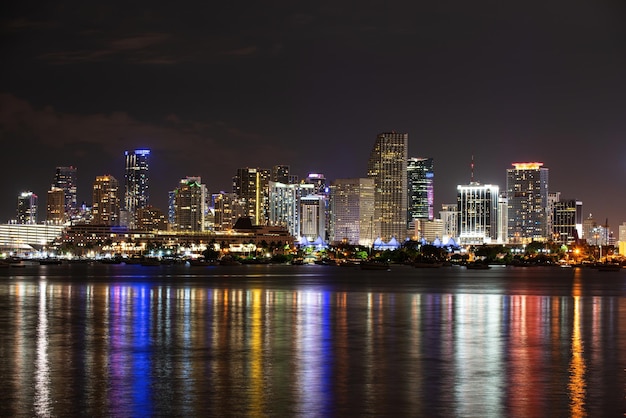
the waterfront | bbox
[0,263,625,417]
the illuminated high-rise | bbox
[367,132,408,241]
[407,157,434,228]
[506,162,549,242]
[92,175,120,226]
[232,167,270,225]
[17,191,38,224]
[552,198,583,245]
[329,178,375,245]
[124,149,150,228]
[172,177,207,232]
[46,187,65,224]
[268,181,315,239]
[457,182,501,245]
[53,166,77,219]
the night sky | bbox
[2,1,626,229]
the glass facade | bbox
[124,149,150,228]
[367,132,408,241]
[407,157,434,228]
[506,162,549,243]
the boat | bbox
[124,256,143,264]
[99,257,122,264]
[188,258,218,266]
[38,258,63,265]
[360,260,390,270]
[219,256,241,266]
[465,262,491,270]
[7,257,26,268]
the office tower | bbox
[137,206,168,231]
[407,157,434,228]
[53,166,77,219]
[305,173,331,241]
[232,167,270,225]
[552,199,583,244]
[124,149,150,228]
[547,192,560,238]
[46,187,65,224]
[506,162,549,243]
[416,219,444,243]
[92,175,120,226]
[213,192,246,231]
[272,165,293,184]
[305,173,327,194]
[497,193,508,244]
[268,181,315,239]
[301,194,327,241]
[329,178,375,245]
[439,203,459,243]
[582,214,596,243]
[173,177,207,232]
[367,132,408,241]
[17,191,38,224]
[457,183,500,245]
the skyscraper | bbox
[232,167,270,225]
[268,181,315,239]
[457,183,501,245]
[506,162,549,243]
[407,157,434,228]
[92,175,120,226]
[124,149,150,228]
[552,198,583,245]
[172,177,207,232]
[46,187,65,224]
[367,132,408,241]
[272,165,297,184]
[53,166,77,219]
[17,191,38,224]
[329,178,375,245]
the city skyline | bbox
[1,1,625,227]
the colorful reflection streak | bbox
[0,273,625,416]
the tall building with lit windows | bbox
[407,157,434,228]
[46,187,65,224]
[367,132,408,241]
[329,178,375,245]
[457,183,501,245]
[92,175,120,226]
[506,162,549,242]
[124,149,150,228]
[17,191,38,224]
[552,198,583,244]
[267,181,315,238]
[53,166,77,219]
[232,167,270,225]
[271,165,298,184]
[172,177,207,232]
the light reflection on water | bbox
[0,265,625,416]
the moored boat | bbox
[38,258,63,265]
[465,262,491,269]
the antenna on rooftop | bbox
[470,155,475,183]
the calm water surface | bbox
[0,263,625,417]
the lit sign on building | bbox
[512,162,543,170]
